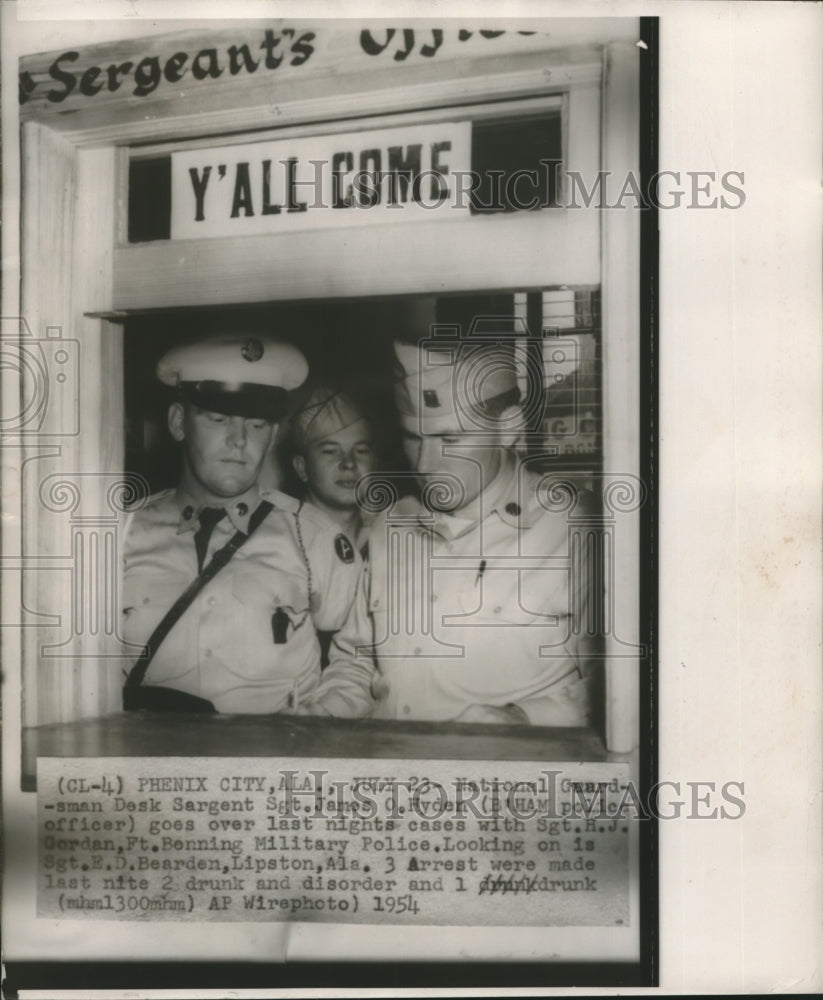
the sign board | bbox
[18,25,570,124]
[170,122,472,238]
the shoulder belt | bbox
[123,500,274,695]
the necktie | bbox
[194,507,227,573]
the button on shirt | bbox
[122,486,362,713]
[313,454,595,725]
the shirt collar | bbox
[490,452,537,530]
[397,452,535,539]
[175,484,262,535]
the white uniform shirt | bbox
[122,486,361,713]
[313,455,596,725]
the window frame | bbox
[15,30,640,760]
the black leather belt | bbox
[123,684,216,713]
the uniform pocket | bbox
[222,572,308,680]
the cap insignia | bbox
[241,338,264,362]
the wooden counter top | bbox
[22,712,607,790]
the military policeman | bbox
[122,333,362,714]
[306,337,595,726]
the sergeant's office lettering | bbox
[20,27,543,109]
[22,30,315,105]
[359,28,537,62]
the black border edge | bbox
[5,16,660,994]
[4,959,646,992]
[638,12,660,990]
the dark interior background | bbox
[123,289,604,733]
[123,292,517,496]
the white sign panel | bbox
[170,122,472,238]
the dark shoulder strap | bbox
[123,500,273,694]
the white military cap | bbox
[157,334,308,420]
[291,386,369,451]
[393,339,519,434]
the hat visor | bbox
[181,381,287,421]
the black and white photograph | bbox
[1,1,820,997]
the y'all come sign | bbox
[170,122,471,238]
